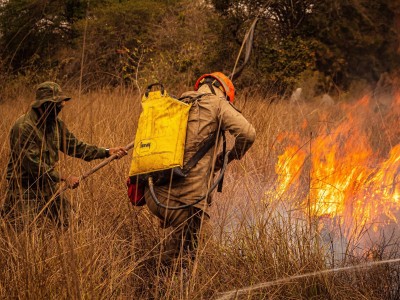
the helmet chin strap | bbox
[200,78,226,98]
[199,77,217,95]
[207,82,217,95]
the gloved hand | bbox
[63,175,80,189]
[214,152,224,172]
[214,150,236,172]
[108,147,128,159]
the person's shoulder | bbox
[9,112,36,139]
[179,91,217,106]
[228,102,242,113]
[219,98,242,113]
[179,90,211,100]
[12,112,31,129]
[179,90,198,98]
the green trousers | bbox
[2,182,71,230]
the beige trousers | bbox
[145,189,209,265]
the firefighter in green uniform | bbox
[145,72,256,265]
[2,81,127,228]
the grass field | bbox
[0,86,399,299]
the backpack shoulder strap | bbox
[181,130,222,176]
[217,130,226,192]
[178,93,213,104]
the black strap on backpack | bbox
[155,129,225,184]
[217,130,226,192]
[148,149,230,211]
[181,130,223,176]
[178,93,213,105]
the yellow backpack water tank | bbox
[129,84,191,176]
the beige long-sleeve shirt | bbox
[147,85,256,210]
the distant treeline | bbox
[0,0,399,95]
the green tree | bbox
[301,0,400,89]
[0,0,181,86]
[0,0,87,73]
[41,0,181,87]
[208,0,317,92]
[209,0,400,93]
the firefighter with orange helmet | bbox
[145,72,256,265]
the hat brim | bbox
[59,95,72,102]
[31,96,72,108]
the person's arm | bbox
[215,100,256,169]
[58,120,127,160]
[58,119,107,160]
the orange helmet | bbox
[194,72,235,103]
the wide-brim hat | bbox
[31,81,71,108]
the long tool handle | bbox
[80,141,134,181]
[229,17,259,80]
[30,141,134,226]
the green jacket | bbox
[6,109,107,197]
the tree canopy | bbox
[210,0,400,93]
[0,0,399,95]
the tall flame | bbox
[276,94,400,231]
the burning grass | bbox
[0,86,399,299]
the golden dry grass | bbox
[0,86,399,299]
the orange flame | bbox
[276,94,400,231]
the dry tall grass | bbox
[0,86,399,299]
